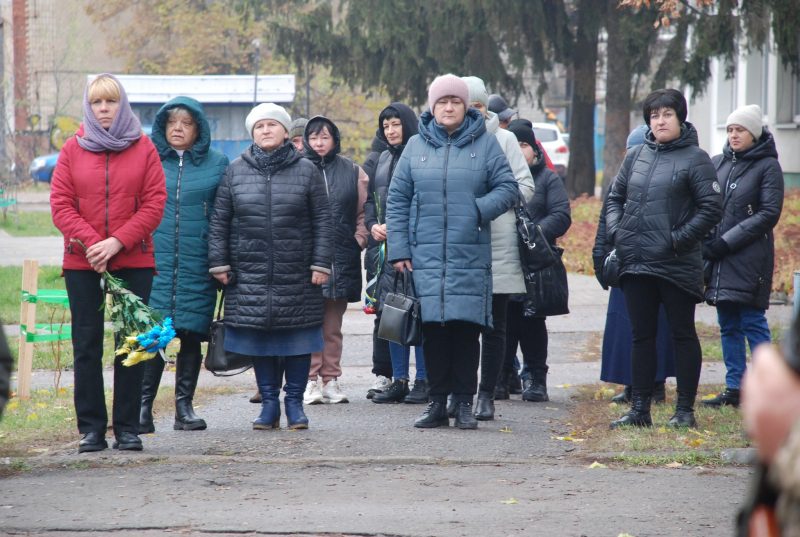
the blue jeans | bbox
[388,342,426,381]
[716,303,771,389]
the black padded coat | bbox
[704,129,784,309]
[605,123,722,301]
[207,145,332,330]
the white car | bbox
[532,122,569,178]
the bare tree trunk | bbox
[565,0,602,198]
[601,0,633,199]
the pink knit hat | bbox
[428,74,470,113]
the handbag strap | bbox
[402,269,418,298]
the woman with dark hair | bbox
[139,96,229,433]
[702,104,783,409]
[386,74,518,430]
[208,103,332,430]
[302,116,369,405]
[505,119,571,404]
[366,102,429,405]
[605,88,721,429]
[51,74,166,452]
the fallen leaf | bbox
[555,383,572,388]
[665,461,683,468]
[685,438,706,448]
[552,436,585,442]
[617,533,637,537]
[499,426,513,433]
[500,498,518,505]
[588,461,607,469]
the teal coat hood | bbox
[151,96,212,165]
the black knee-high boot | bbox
[139,358,165,433]
[174,350,207,431]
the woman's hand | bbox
[212,272,229,285]
[311,271,329,285]
[371,223,387,242]
[392,259,413,272]
[86,237,123,273]
[742,344,800,464]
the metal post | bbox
[252,39,261,107]
[793,270,800,319]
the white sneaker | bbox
[322,379,349,404]
[303,380,324,405]
[367,375,392,399]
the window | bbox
[745,51,769,114]
[716,61,737,125]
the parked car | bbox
[532,122,569,178]
[29,153,59,183]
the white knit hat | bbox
[726,104,763,142]
[461,76,489,107]
[245,103,292,138]
[428,74,470,113]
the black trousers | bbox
[621,275,701,396]
[65,268,153,435]
[505,299,549,380]
[371,317,392,378]
[478,294,509,394]
[422,321,481,401]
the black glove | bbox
[703,238,730,261]
[593,256,607,290]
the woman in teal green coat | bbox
[140,96,229,433]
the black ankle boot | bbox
[174,352,207,431]
[414,398,449,428]
[700,387,740,408]
[507,370,523,395]
[493,383,510,400]
[404,379,430,404]
[372,379,409,404]
[454,400,478,429]
[668,390,697,428]
[522,377,549,402]
[611,385,632,404]
[653,381,667,403]
[139,358,165,434]
[473,391,495,421]
[610,390,653,429]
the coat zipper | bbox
[712,154,737,305]
[171,155,184,317]
[637,148,660,263]
[440,140,451,324]
[322,167,336,296]
[266,170,273,330]
[104,153,110,238]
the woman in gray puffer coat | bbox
[605,89,721,430]
[386,74,518,430]
[701,104,783,409]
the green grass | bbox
[0,265,67,324]
[569,384,750,467]
[0,210,60,236]
[696,322,785,363]
[7,331,117,371]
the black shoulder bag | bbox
[377,270,422,346]
[204,290,253,376]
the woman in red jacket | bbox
[51,74,166,453]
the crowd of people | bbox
[48,73,794,518]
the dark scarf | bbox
[251,140,295,175]
[76,73,142,153]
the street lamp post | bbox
[252,38,261,107]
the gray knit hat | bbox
[245,103,291,138]
[726,104,763,142]
[289,118,308,139]
[461,76,489,107]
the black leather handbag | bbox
[523,246,570,317]
[516,203,558,273]
[377,271,422,346]
[204,291,252,376]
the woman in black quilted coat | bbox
[208,103,332,431]
[605,89,721,430]
[701,104,784,410]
